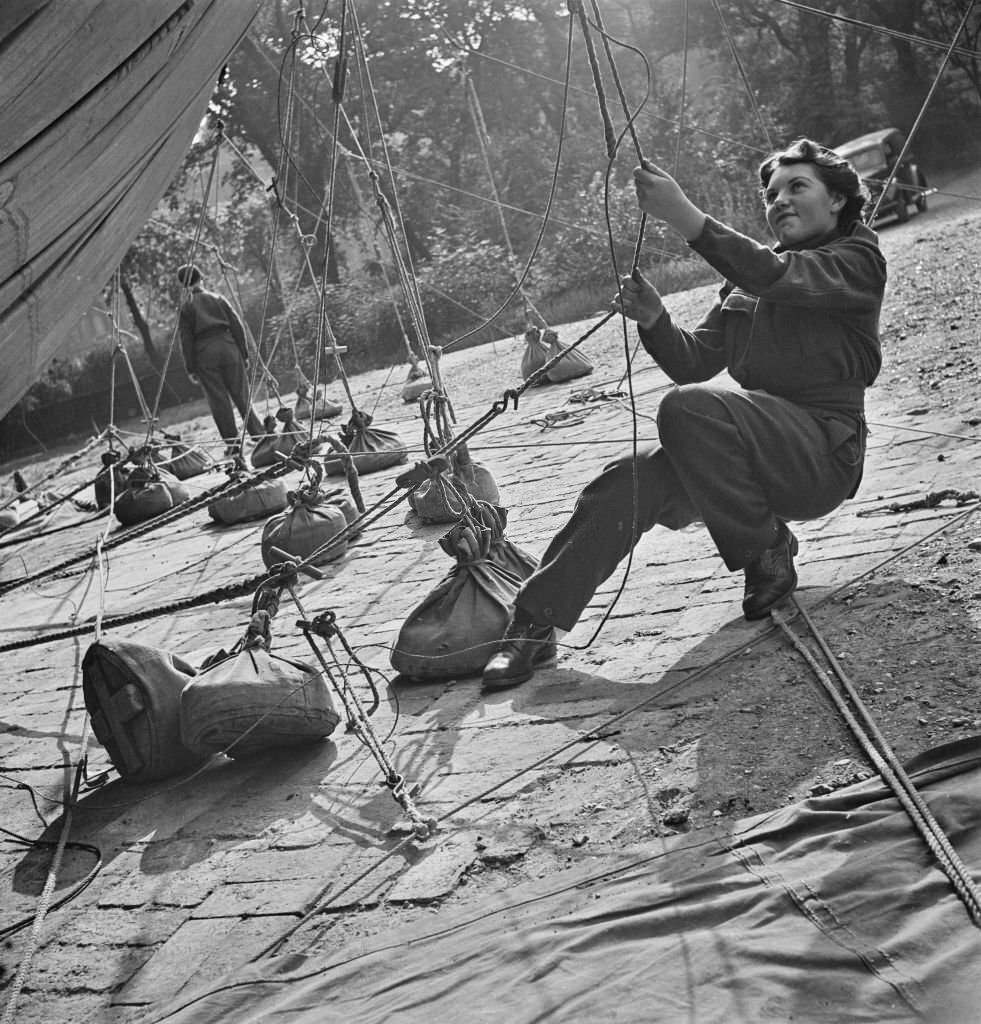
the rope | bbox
[0,432,107,514]
[0,571,273,654]
[772,602,981,926]
[0,462,291,599]
[198,495,977,965]
[709,0,774,151]
[772,0,981,61]
[258,18,359,421]
[340,12,437,398]
[111,334,156,428]
[870,0,976,222]
[0,736,89,1024]
[147,121,224,446]
[439,8,578,353]
[9,9,981,999]
[297,605,435,839]
[0,506,110,550]
[0,473,104,543]
[464,71,547,330]
[307,1,350,423]
[856,488,979,516]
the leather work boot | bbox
[482,613,556,691]
[742,522,799,620]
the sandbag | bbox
[113,466,189,527]
[408,447,501,524]
[543,328,593,383]
[324,410,408,477]
[207,475,289,525]
[327,489,361,536]
[401,360,431,403]
[251,414,296,469]
[261,490,349,569]
[390,510,523,681]
[157,441,211,480]
[94,451,130,510]
[0,499,39,530]
[180,640,339,758]
[82,639,205,782]
[295,382,343,421]
[401,377,431,403]
[474,502,538,582]
[520,327,550,383]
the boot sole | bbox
[481,648,557,691]
[743,533,798,620]
[743,575,798,620]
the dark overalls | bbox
[515,217,887,631]
[179,288,262,443]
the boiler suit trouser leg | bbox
[195,338,263,443]
[516,383,864,631]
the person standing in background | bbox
[177,264,263,454]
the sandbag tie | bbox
[395,455,451,489]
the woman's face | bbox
[763,162,843,248]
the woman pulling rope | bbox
[483,139,886,689]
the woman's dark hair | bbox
[759,138,870,228]
[176,264,202,287]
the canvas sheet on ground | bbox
[150,737,981,1024]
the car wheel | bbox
[915,171,928,213]
[895,191,910,223]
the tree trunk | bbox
[796,11,836,141]
[119,271,162,369]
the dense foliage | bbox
[69,0,981,396]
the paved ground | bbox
[1,199,980,1022]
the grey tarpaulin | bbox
[149,737,981,1023]
[0,0,262,421]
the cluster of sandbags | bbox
[521,327,593,384]
[82,631,340,783]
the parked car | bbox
[833,127,929,224]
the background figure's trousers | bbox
[516,384,866,631]
[194,336,263,442]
